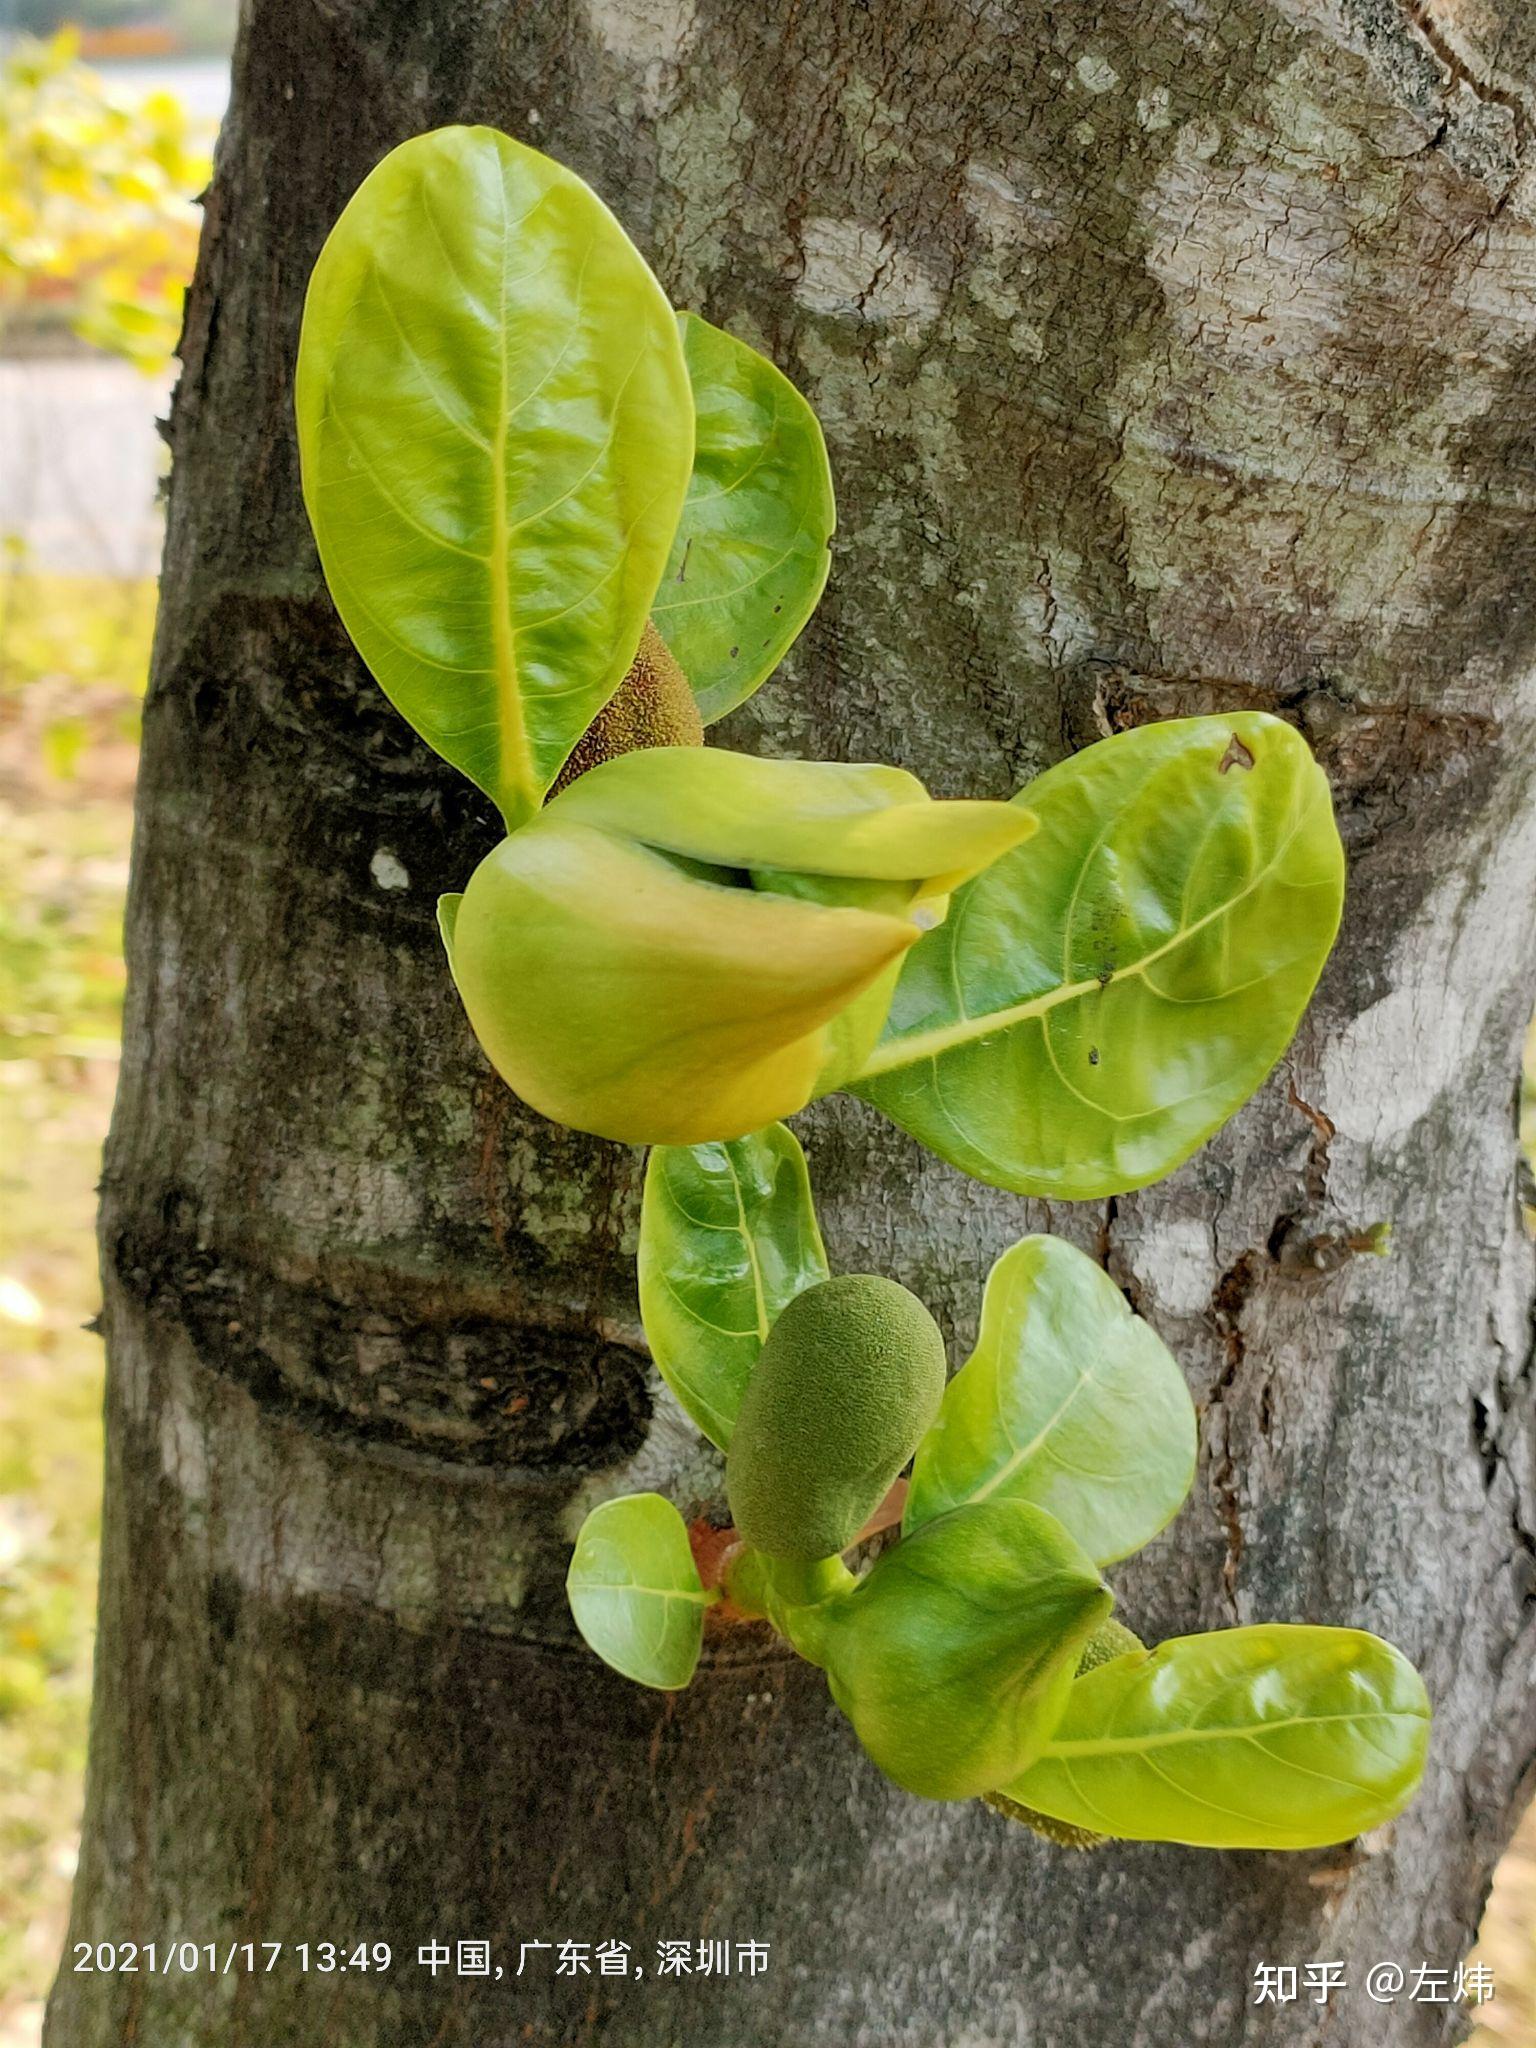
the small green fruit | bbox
[1074,1615,1143,1675]
[726,1274,946,1560]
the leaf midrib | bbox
[488,163,537,823]
[856,788,1322,1082]
[1042,1707,1421,1758]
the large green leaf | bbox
[904,1235,1195,1565]
[651,312,835,723]
[1002,1625,1431,1848]
[639,1123,829,1450]
[295,125,694,829]
[814,1501,1111,1801]
[854,714,1344,1199]
[566,1493,715,1690]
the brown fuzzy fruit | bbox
[550,620,703,795]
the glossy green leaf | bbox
[442,747,1034,1146]
[1002,1625,1431,1848]
[815,1501,1111,1800]
[905,1235,1195,1564]
[639,1123,829,1450]
[295,125,694,828]
[566,1493,715,1690]
[651,312,835,722]
[855,714,1344,1199]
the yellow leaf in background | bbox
[0,30,211,375]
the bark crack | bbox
[1395,0,1528,139]
[107,1190,652,1470]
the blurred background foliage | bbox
[0,28,210,370]
[1,555,149,2040]
[0,19,1531,2048]
[1,28,191,2039]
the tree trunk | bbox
[48,2,1536,2043]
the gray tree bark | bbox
[47,1,1536,2043]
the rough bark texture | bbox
[47,1,1536,2043]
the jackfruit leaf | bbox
[905,1235,1196,1565]
[1001,1626,1431,1848]
[295,124,694,830]
[445,747,1034,1146]
[566,1493,715,1690]
[815,1501,1111,1801]
[640,1123,829,1450]
[651,312,836,722]
[854,714,1344,1199]
[548,747,1034,896]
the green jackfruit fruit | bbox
[550,620,703,796]
[726,1274,947,1561]
[1074,1615,1143,1675]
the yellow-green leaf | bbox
[905,1235,1195,1565]
[856,714,1344,1198]
[295,125,694,828]
[566,1493,714,1690]
[652,312,835,722]
[442,746,1033,1146]
[1002,1625,1430,1848]
[639,1124,828,1450]
[817,1501,1110,1801]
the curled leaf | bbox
[441,747,1034,1145]
[566,1493,715,1690]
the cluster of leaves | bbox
[296,125,1344,1191]
[570,1128,1430,1848]
[0,30,210,371]
[296,124,1429,1854]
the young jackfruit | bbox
[1074,1615,1143,1675]
[982,1619,1147,1849]
[726,1274,947,1561]
[550,620,703,795]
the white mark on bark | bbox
[1075,52,1120,94]
[581,0,700,113]
[1137,85,1173,131]
[1012,546,1099,665]
[962,161,1069,248]
[795,218,943,329]
[1131,1215,1223,1320]
[370,849,409,892]
[1176,115,1224,161]
[1321,801,1536,1151]
[159,1394,209,1506]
